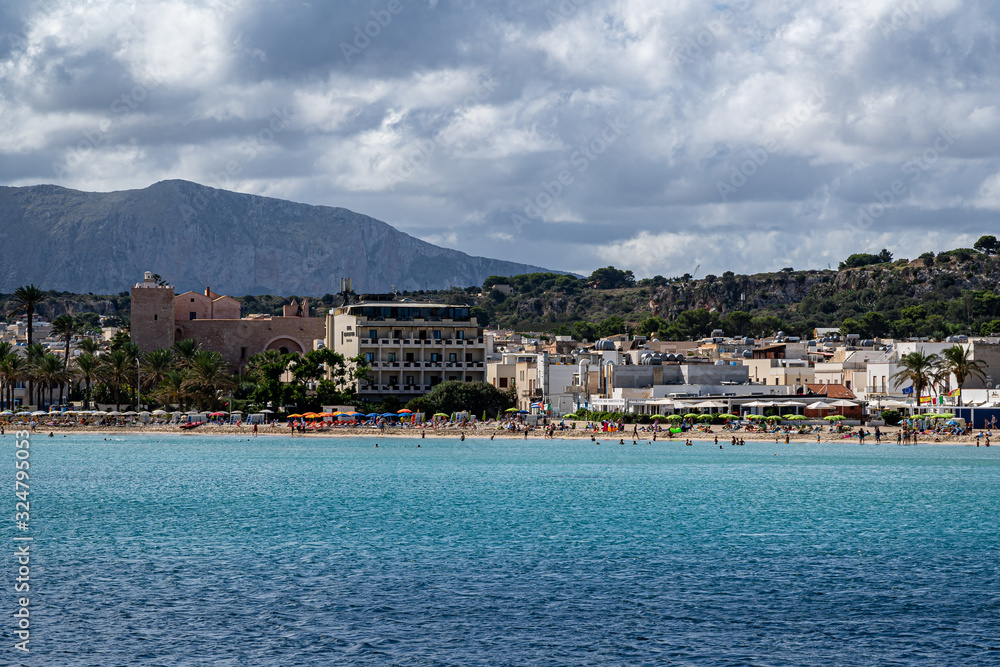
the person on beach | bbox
[874,426,881,444]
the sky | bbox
[1,0,998,278]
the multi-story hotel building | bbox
[326,296,487,398]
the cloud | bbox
[1,0,999,279]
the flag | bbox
[901,386,914,395]
[530,401,543,409]
[919,395,935,404]
[947,388,961,397]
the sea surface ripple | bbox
[8,435,1000,665]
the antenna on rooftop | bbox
[692,264,700,280]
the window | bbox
[191,298,195,302]
[405,375,415,386]
[394,330,402,338]
[449,353,457,362]
[387,352,396,363]
[153,314,158,321]
[449,376,457,382]
[457,330,464,339]
[433,330,441,339]
[499,377,508,388]
[369,329,377,339]
[389,375,398,386]
[190,312,197,320]
[365,352,375,362]
[430,353,440,362]
[406,353,414,362]
[465,353,473,362]
[241,347,247,359]
[419,330,427,340]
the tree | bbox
[936,345,987,407]
[839,250,892,270]
[597,316,626,338]
[141,348,176,391]
[574,321,598,342]
[588,266,636,290]
[172,339,202,367]
[155,370,188,411]
[974,235,999,255]
[7,285,46,405]
[73,353,100,410]
[78,338,103,354]
[51,314,82,369]
[6,285,46,347]
[0,353,25,410]
[181,351,236,410]
[100,349,134,411]
[891,349,941,407]
[406,380,514,418]
[723,311,753,337]
[34,353,66,408]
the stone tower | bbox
[131,271,175,352]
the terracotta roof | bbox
[805,383,857,399]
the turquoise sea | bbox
[5,434,1000,665]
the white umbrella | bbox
[107,410,122,416]
[91,410,108,416]
[780,400,807,406]
[152,409,168,415]
[806,401,834,410]
[741,400,774,408]
[694,400,729,409]
[124,411,138,415]
[828,399,857,407]
[260,409,275,414]
[30,410,47,416]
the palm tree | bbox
[6,285,46,347]
[78,338,103,355]
[74,353,100,410]
[34,353,66,409]
[936,345,987,407]
[172,339,202,368]
[155,370,187,411]
[891,349,941,408]
[51,314,82,369]
[0,354,26,410]
[181,351,235,410]
[25,343,45,408]
[141,348,175,392]
[100,349,134,411]
[8,286,47,407]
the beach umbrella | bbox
[806,401,834,410]
[152,410,168,415]
[107,410,122,416]
[366,413,381,418]
[747,414,767,420]
[665,414,683,421]
[0,410,12,415]
[260,409,274,414]
[30,410,47,416]
[765,415,782,421]
[397,409,412,414]
[786,415,808,421]
[302,412,319,419]
[682,413,701,419]
[694,400,729,409]
[505,407,519,412]
[824,415,846,421]
[828,399,857,407]
[91,410,107,416]
[434,413,450,418]
[209,411,227,417]
[717,413,740,420]
[287,414,303,419]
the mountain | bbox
[0,180,558,295]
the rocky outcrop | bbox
[0,180,556,295]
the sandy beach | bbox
[17,420,993,447]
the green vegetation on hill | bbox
[9,238,1000,343]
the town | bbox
[2,270,998,431]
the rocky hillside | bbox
[0,180,556,295]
